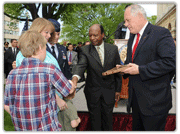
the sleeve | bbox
[4,78,12,106]
[73,48,88,78]
[4,86,9,106]
[72,52,78,65]
[16,51,25,67]
[51,66,72,97]
[139,28,176,81]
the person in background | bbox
[73,44,77,51]
[62,41,68,51]
[72,24,122,131]
[118,4,175,131]
[47,19,72,80]
[4,30,75,131]
[4,42,10,78]
[4,42,9,52]
[67,43,78,74]
[85,41,90,46]
[4,39,19,77]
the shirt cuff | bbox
[72,75,81,81]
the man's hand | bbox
[116,64,121,69]
[123,63,139,75]
[12,61,16,69]
[68,62,72,65]
[72,76,78,87]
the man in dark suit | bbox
[118,4,176,131]
[47,19,72,80]
[4,39,19,77]
[72,24,122,131]
[67,43,78,74]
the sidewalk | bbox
[73,81,176,114]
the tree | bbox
[147,15,157,25]
[4,3,91,21]
[61,3,130,44]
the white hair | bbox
[129,4,147,20]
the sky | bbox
[18,3,157,36]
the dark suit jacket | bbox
[124,23,176,116]
[4,47,19,75]
[74,43,122,105]
[46,43,72,79]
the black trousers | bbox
[132,92,168,131]
[85,94,114,131]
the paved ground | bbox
[73,81,176,114]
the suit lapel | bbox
[133,23,151,61]
[90,44,103,67]
[57,45,63,60]
[46,44,51,54]
[127,34,135,63]
[72,51,75,60]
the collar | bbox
[22,57,41,66]
[47,42,56,49]
[95,41,104,50]
[138,21,148,36]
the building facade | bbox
[4,15,19,46]
[156,3,176,39]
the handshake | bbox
[68,80,77,96]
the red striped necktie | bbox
[132,33,140,62]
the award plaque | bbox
[102,65,129,76]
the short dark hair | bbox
[67,43,72,46]
[11,39,17,43]
[4,42,9,45]
[100,25,104,34]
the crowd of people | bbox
[4,4,175,131]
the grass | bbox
[4,83,15,131]
[4,110,15,131]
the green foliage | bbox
[4,3,25,18]
[147,15,157,25]
[61,3,130,44]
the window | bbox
[168,23,171,31]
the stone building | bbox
[4,15,19,47]
[156,3,176,39]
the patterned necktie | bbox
[69,51,72,62]
[51,46,57,59]
[97,46,103,66]
[132,33,140,62]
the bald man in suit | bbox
[72,24,122,131]
[118,4,176,131]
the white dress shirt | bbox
[47,42,58,58]
[73,41,105,81]
[132,21,148,50]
